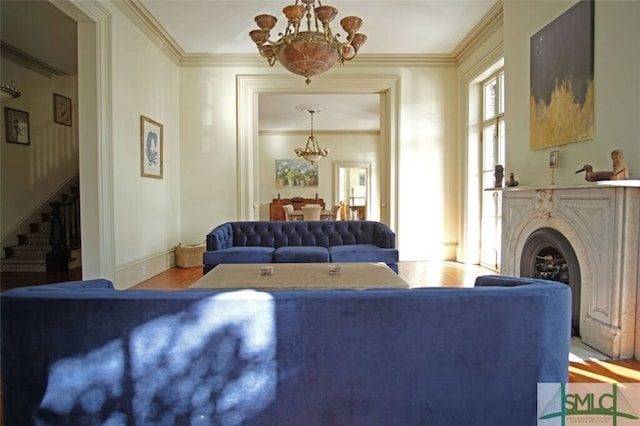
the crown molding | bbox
[180,52,458,68]
[349,54,457,67]
[114,0,184,65]
[180,53,267,67]
[259,129,380,136]
[452,1,503,63]
[120,0,503,69]
[1,41,66,77]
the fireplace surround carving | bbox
[501,183,640,359]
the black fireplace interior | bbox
[520,227,581,336]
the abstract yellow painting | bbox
[530,0,594,150]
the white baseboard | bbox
[115,249,175,290]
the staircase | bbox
[1,186,81,273]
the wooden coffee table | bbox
[190,262,409,290]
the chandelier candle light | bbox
[295,105,329,163]
[249,0,367,85]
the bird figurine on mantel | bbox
[575,164,614,182]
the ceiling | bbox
[140,0,497,132]
[140,0,496,56]
[1,0,498,132]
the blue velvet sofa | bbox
[204,220,399,274]
[1,275,571,425]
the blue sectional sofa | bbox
[204,220,399,274]
[1,275,571,425]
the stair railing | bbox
[46,191,80,272]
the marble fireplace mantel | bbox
[499,182,639,360]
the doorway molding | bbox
[55,0,116,281]
[334,162,372,220]
[237,75,399,229]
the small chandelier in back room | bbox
[249,0,367,85]
[295,104,329,164]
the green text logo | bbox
[539,383,640,425]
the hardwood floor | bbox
[569,359,640,383]
[2,261,639,384]
[129,260,496,290]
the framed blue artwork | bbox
[140,115,163,179]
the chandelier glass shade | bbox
[250,0,366,85]
[295,105,329,164]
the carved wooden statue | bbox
[611,149,629,180]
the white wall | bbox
[178,64,464,261]
[107,4,181,287]
[0,57,79,251]
[395,66,460,260]
[178,66,251,244]
[504,0,640,186]
[258,132,379,220]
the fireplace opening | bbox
[520,227,581,336]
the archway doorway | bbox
[237,75,399,230]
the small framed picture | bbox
[53,93,72,126]
[4,107,30,145]
[140,115,163,179]
[549,150,559,169]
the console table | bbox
[269,197,325,221]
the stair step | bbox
[8,245,50,259]
[1,258,47,273]
[2,176,82,274]
[23,234,50,245]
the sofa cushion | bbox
[329,244,399,264]
[274,246,330,263]
[203,246,275,267]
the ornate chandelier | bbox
[249,0,367,85]
[295,105,329,163]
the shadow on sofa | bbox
[203,220,399,274]
[1,275,571,425]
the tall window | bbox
[480,70,505,270]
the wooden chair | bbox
[282,204,296,221]
[302,205,322,220]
